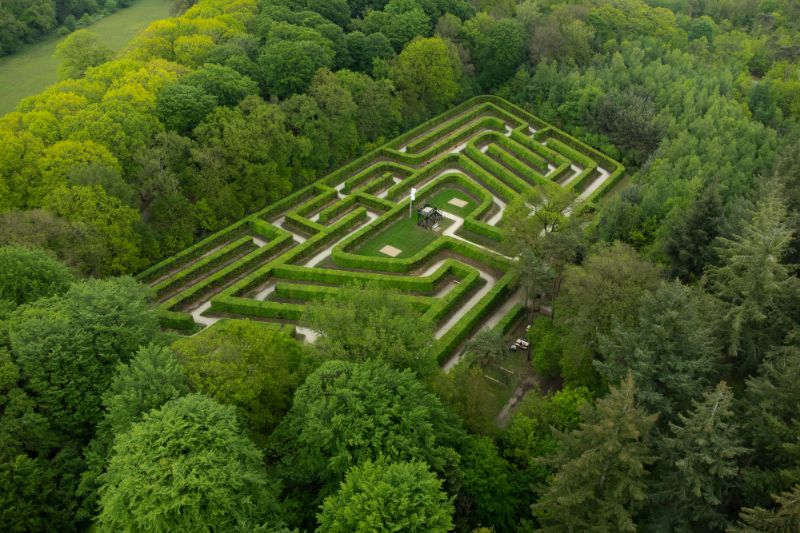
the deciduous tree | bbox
[318,459,454,533]
[97,394,280,532]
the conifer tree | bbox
[533,374,657,532]
[706,187,799,373]
[731,484,800,533]
[598,281,721,422]
[741,346,800,503]
[650,382,748,531]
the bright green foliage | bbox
[706,188,799,373]
[97,394,279,532]
[99,344,190,438]
[361,2,431,51]
[731,484,800,533]
[34,139,121,206]
[269,360,463,525]
[597,281,721,421]
[0,245,73,308]
[78,344,191,521]
[7,276,158,440]
[303,283,437,377]
[171,320,312,443]
[649,382,748,531]
[504,386,593,477]
[55,30,114,80]
[391,37,461,121]
[533,374,657,532]
[43,185,144,274]
[317,458,454,533]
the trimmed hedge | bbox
[422,268,481,323]
[492,302,525,335]
[157,309,198,331]
[548,162,572,182]
[137,225,248,283]
[485,144,551,189]
[296,186,337,217]
[153,235,256,298]
[140,94,622,367]
[274,282,434,313]
[160,233,294,312]
[432,270,517,364]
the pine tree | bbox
[597,281,722,422]
[705,187,799,374]
[741,346,800,504]
[533,374,657,532]
[731,484,800,533]
[650,382,748,532]
[665,185,723,282]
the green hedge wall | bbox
[152,236,256,298]
[431,270,516,364]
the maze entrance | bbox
[137,96,624,369]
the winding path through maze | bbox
[138,96,624,371]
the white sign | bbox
[410,187,417,201]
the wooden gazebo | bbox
[417,204,442,229]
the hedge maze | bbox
[138,96,624,369]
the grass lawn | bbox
[355,216,447,258]
[0,0,171,115]
[425,187,477,217]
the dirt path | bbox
[495,375,539,428]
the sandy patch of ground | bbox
[448,197,468,208]
[379,245,402,257]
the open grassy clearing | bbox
[355,216,448,258]
[0,0,171,115]
[426,187,477,217]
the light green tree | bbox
[97,394,279,532]
[303,283,437,377]
[269,360,463,526]
[318,458,453,533]
[78,344,191,521]
[0,245,73,309]
[7,276,158,440]
[391,36,462,121]
[171,320,312,444]
[55,30,113,79]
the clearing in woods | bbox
[0,0,172,115]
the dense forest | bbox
[1,0,799,531]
